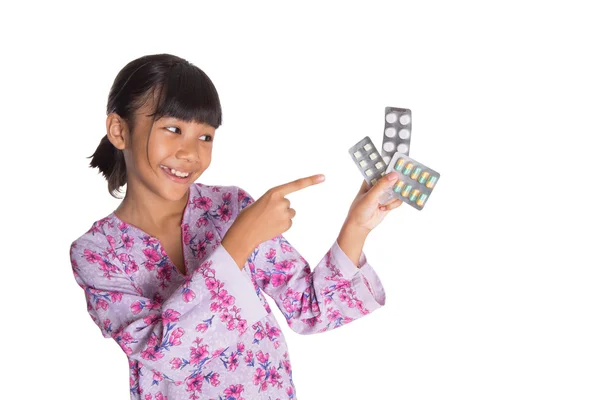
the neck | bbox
[115,179,189,231]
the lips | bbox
[160,165,192,177]
[160,165,194,183]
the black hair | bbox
[88,54,222,198]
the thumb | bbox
[365,172,398,204]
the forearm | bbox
[336,219,369,267]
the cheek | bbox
[146,137,172,165]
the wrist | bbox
[336,220,369,267]
[222,226,256,269]
[340,218,370,239]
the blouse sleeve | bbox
[236,186,386,335]
[69,237,267,385]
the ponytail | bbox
[87,135,127,198]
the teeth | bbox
[162,166,190,178]
[171,168,189,177]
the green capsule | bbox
[409,189,420,202]
[416,193,428,207]
[393,180,404,193]
[410,167,422,180]
[401,184,412,197]
[394,158,406,171]
[426,175,438,189]
[402,163,414,176]
[418,171,430,184]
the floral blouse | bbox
[69,182,386,399]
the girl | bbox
[69,53,402,400]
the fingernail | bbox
[316,174,325,182]
[387,173,397,181]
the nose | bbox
[175,137,200,163]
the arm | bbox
[69,237,267,384]
[236,187,386,335]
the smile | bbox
[160,165,191,178]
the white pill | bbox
[382,156,391,164]
[365,168,373,176]
[359,160,367,168]
[399,114,411,125]
[353,150,362,158]
[383,141,395,152]
[369,152,378,160]
[399,129,410,139]
[363,143,373,151]
[385,113,398,124]
[397,144,409,153]
[384,127,396,138]
[375,161,384,169]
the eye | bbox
[166,126,181,134]
[200,135,213,142]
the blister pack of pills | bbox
[381,107,412,165]
[383,151,440,210]
[348,136,387,188]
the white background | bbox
[2,1,599,399]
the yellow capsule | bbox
[401,184,412,197]
[426,175,438,189]
[402,163,414,176]
[394,158,406,171]
[393,180,404,193]
[409,189,420,202]
[418,171,430,185]
[410,167,422,180]
[416,193,428,207]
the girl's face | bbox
[124,99,216,202]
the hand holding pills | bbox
[344,172,404,233]
[348,106,441,211]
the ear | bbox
[106,112,129,150]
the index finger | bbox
[273,174,326,196]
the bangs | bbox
[147,62,222,128]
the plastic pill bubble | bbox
[399,114,411,125]
[401,184,412,197]
[393,181,404,192]
[385,127,396,138]
[369,152,378,160]
[363,143,373,151]
[359,160,367,168]
[394,158,405,170]
[371,179,377,185]
[383,142,395,152]
[416,193,428,207]
[399,129,410,139]
[383,156,391,164]
[409,188,420,202]
[353,150,362,158]
[402,163,414,175]
[418,171,430,184]
[426,176,438,188]
[397,144,409,154]
[385,113,398,123]
[410,167,422,180]
[375,161,384,169]
[365,169,373,176]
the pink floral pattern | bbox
[70,183,386,399]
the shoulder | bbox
[68,214,118,279]
[189,182,254,210]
